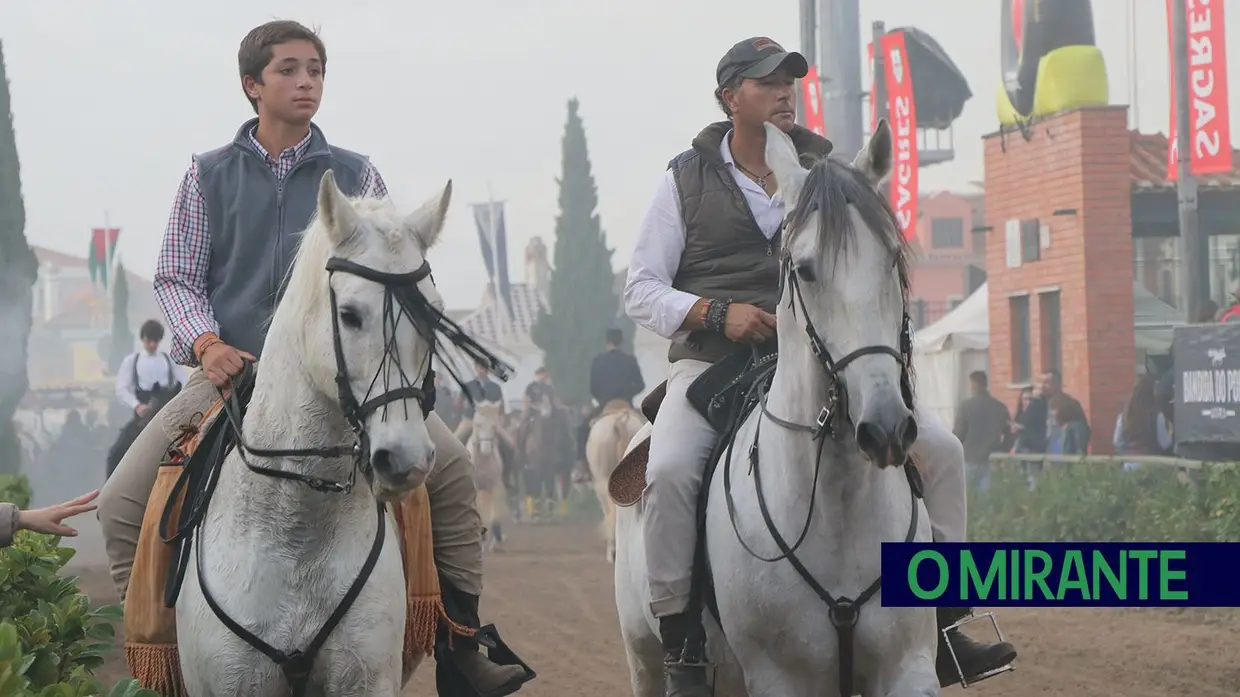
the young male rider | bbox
[96,20,528,695]
[623,36,1019,696]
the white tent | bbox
[910,281,1187,429]
[912,283,990,429]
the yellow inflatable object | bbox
[996,45,1109,125]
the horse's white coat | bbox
[585,406,646,563]
[614,122,939,697]
[466,401,508,551]
[176,171,454,696]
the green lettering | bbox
[1159,550,1188,600]
[1023,550,1054,600]
[962,550,1004,601]
[1091,550,1126,599]
[909,550,949,600]
[1057,550,1091,600]
[1130,550,1157,600]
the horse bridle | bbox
[182,254,511,696]
[216,256,511,494]
[717,219,926,697]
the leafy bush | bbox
[0,621,158,696]
[0,474,31,508]
[0,476,156,695]
[0,530,129,693]
[970,459,1240,542]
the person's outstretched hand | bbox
[18,490,100,537]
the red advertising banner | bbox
[1166,0,1232,178]
[801,65,825,137]
[881,32,919,240]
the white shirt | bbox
[623,129,787,340]
[115,350,189,409]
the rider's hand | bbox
[201,342,256,388]
[18,490,99,537]
[723,303,777,344]
[135,403,150,418]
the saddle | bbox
[123,367,450,697]
[608,348,777,507]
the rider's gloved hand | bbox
[723,303,777,344]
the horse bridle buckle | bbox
[815,406,831,430]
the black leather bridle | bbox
[719,215,926,697]
[174,254,512,696]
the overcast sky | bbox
[1,0,1236,310]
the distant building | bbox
[439,237,669,409]
[27,246,163,387]
[908,189,988,328]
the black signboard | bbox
[1173,323,1240,447]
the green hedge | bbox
[0,621,155,697]
[0,476,159,696]
[0,474,31,509]
[969,460,1240,542]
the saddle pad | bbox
[608,434,650,507]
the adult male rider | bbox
[623,37,1018,695]
[577,328,646,461]
[96,20,528,695]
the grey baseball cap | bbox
[716,37,809,87]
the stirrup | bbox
[940,610,1015,688]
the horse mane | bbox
[269,194,424,333]
[782,155,917,400]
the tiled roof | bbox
[434,283,548,376]
[1129,131,1240,191]
[456,282,548,343]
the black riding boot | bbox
[659,613,712,697]
[936,607,1017,687]
[435,579,531,697]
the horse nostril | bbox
[895,415,918,453]
[372,448,394,474]
[856,421,888,462]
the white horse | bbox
[615,120,939,696]
[176,171,453,697]
[466,400,510,551]
[585,400,646,563]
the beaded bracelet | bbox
[704,299,732,334]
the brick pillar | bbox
[983,106,1134,454]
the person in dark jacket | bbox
[952,371,1011,491]
[578,329,645,459]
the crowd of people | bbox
[953,365,1176,489]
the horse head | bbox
[275,169,453,501]
[765,118,917,467]
[471,401,504,456]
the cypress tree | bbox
[107,260,133,373]
[530,99,620,406]
[0,42,38,474]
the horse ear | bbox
[318,170,364,247]
[853,118,894,185]
[763,122,807,205]
[405,179,453,251]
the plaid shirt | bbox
[154,126,388,366]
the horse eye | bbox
[339,308,363,330]
[796,263,817,283]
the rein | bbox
[719,246,925,697]
[162,253,512,696]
